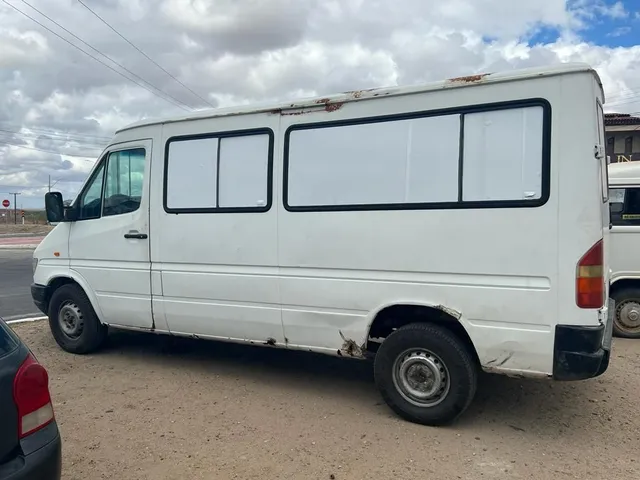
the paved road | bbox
[0,250,39,320]
[0,236,45,246]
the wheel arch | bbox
[43,272,105,323]
[364,302,479,363]
[610,276,640,293]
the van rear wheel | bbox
[48,284,107,354]
[612,287,640,339]
[374,323,477,425]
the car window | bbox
[610,187,640,225]
[0,320,19,358]
[77,161,106,221]
[103,148,145,217]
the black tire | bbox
[374,323,477,426]
[48,284,107,354]
[611,287,640,339]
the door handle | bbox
[124,232,148,239]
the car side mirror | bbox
[44,192,66,223]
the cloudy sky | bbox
[1,0,639,208]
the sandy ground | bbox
[0,224,53,235]
[11,322,640,480]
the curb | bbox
[0,245,39,249]
[6,316,47,325]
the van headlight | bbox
[32,257,38,274]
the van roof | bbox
[117,62,602,133]
[608,162,640,186]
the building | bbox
[605,113,640,163]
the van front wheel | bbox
[48,284,107,354]
[374,323,477,425]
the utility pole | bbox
[48,175,60,192]
[9,192,20,224]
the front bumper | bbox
[30,284,49,315]
[553,299,614,381]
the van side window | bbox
[103,148,146,217]
[285,102,548,211]
[165,131,272,213]
[77,161,106,220]
[611,187,640,225]
[462,107,543,201]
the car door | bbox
[69,140,153,329]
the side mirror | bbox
[44,192,65,223]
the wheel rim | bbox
[392,348,450,408]
[58,301,84,338]
[615,300,640,335]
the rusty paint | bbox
[265,337,276,346]
[345,88,376,99]
[269,109,281,115]
[324,102,343,112]
[338,331,365,358]
[314,97,344,113]
[281,110,314,116]
[435,304,462,320]
[448,73,490,83]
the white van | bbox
[608,161,640,338]
[33,63,612,425]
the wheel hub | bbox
[392,349,450,407]
[58,302,84,338]
[617,300,640,331]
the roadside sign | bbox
[2,199,9,208]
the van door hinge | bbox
[594,145,605,159]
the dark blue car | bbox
[0,318,61,480]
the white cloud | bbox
[1,0,639,206]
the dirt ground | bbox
[11,322,640,480]
[0,224,53,235]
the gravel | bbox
[12,322,640,480]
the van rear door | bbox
[596,100,611,306]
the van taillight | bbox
[12,354,54,438]
[576,239,604,309]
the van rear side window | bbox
[164,130,273,213]
[284,101,550,211]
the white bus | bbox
[33,63,612,425]
[608,161,640,338]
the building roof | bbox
[117,62,601,134]
[605,113,640,126]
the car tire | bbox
[374,322,477,426]
[611,287,640,339]
[48,284,107,354]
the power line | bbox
[18,0,196,111]
[0,129,107,149]
[1,0,192,111]
[76,0,214,108]
[0,123,112,142]
[0,139,99,160]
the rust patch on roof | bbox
[448,73,490,83]
[315,97,344,112]
[282,110,314,116]
[345,88,376,99]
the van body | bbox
[608,161,640,338]
[33,63,612,425]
